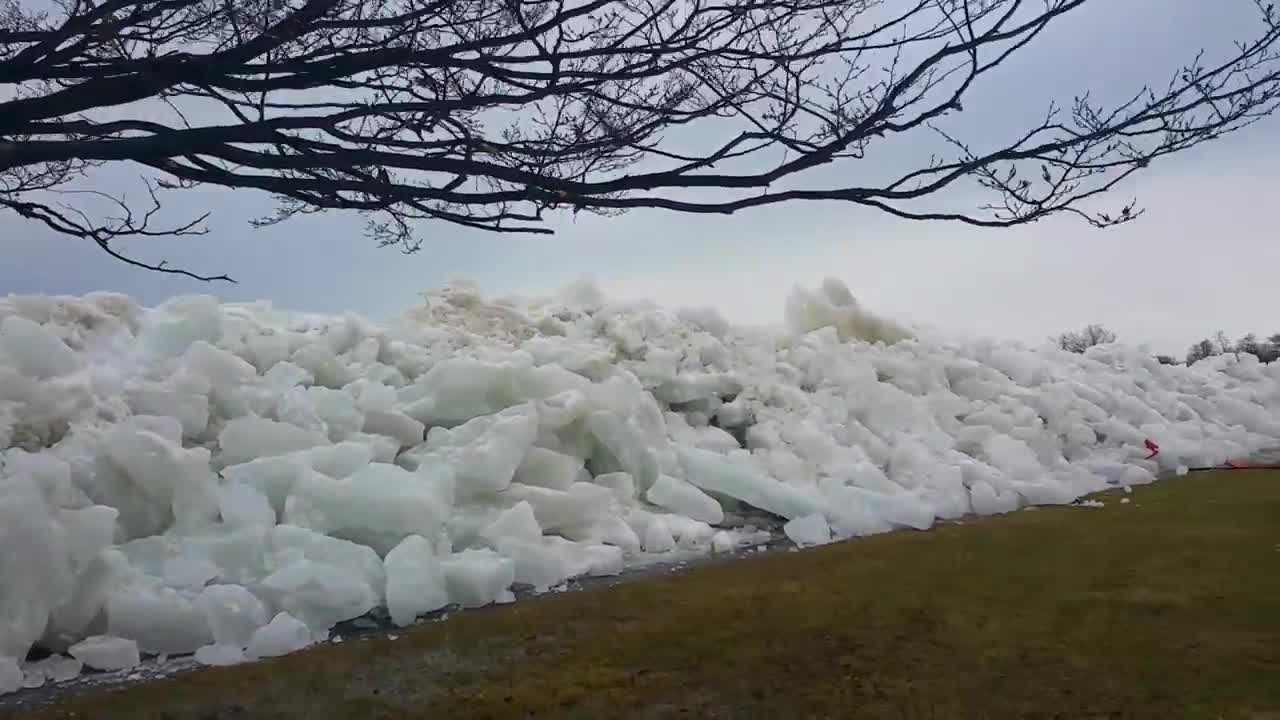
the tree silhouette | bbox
[2,0,1279,280]
[1055,323,1118,353]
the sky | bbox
[4,0,1278,358]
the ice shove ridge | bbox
[2,277,1279,689]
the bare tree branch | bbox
[1,0,1278,280]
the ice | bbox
[514,447,587,490]
[24,655,83,684]
[784,513,832,547]
[593,471,637,504]
[646,474,725,525]
[106,585,212,655]
[283,462,450,555]
[641,515,677,553]
[0,316,82,379]
[218,417,329,466]
[268,525,386,596]
[362,410,425,449]
[217,482,276,528]
[384,535,449,626]
[505,482,614,532]
[68,636,140,671]
[196,585,270,647]
[0,479,72,660]
[410,403,539,498]
[4,278,1280,668]
[258,557,378,631]
[479,501,543,545]
[678,447,823,520]
[246,613,313,659]
[442,549,516,608]
[493,538,572,590]
[194,644,247,667]
[0,657,21,695]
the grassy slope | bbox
[9,470,1280,720]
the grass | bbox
[9,470,1280,720]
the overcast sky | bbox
[4,0,1278,357]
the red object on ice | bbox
[1143,439,1160,460]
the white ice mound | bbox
[2,278,1279,678]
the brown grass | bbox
[8,470,1280,720]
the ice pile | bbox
[2,277,1279,691]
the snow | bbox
[3,276,1280,685]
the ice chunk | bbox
[0,480,72,660]
[479,501,543,545]
[196,585,270,648]
[57,505,118,569]
[494,538,571,591]
[68,636,140,671]
[43,549,126,649]
[642,516,677,553]
[968,480,1021,516]
[593,472,637,503]
[139,295,222,358]
[646,475,724,525]
[0,657,21,696]
[106,585,212,655]
[678,447,822,520]
[182,341,257,387]
[513,447,585,491]
[100,420,220,532]
[221,455,310,515]
[504,482,614,532]
[586,411,660,492]
[384,535,449,626]
[217,482,276,528]
[362,410,425,449]
[246,332,293,373]
[400,359,584,426]
[283,462,450,555]
[24,655,82,684]
[784,513,832,547]
[442,549,516,608]
[259,558,378,631]
[415,403,539,497]
[4,449,75,508]
[561,541,624,577]
[268,525,386,598]
[304,442,375,479]
[348,433,400,464]
[163,554,219,590]
[194,644,247,667]
[558,514,642,553]
[246,613,314,659]
[0,316,81,378]
[217,417,328,466]
[291,344,355,389]
[180,526,270,586]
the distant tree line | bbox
[1055,325,1280,365]
[1184,332,1280,365]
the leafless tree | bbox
[1055,322,1116,353]
[2,0,1279,281]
